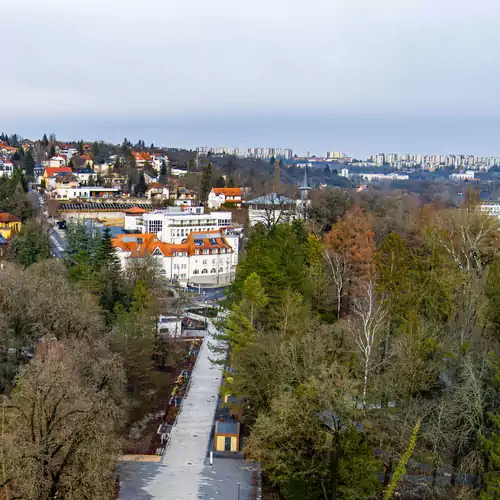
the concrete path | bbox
[119,318,226,499]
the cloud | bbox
[2,0,500,153]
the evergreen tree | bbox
[270,156,275,165]
[77,140,84,155]
[135,172,147,196]
[49,143,56,158]
[200,163,213,201]
[159,160,168,184]
[11,219,51,267]
[214,175,226,188]
[228,177,235,188]
[42,133,49,147]
[24,149,35,177]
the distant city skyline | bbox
[6,112,500,160]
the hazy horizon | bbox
[3,0,500,157]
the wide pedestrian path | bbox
[119,317,226,499]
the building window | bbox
[202,260,207,265]
[219,267,223,272]
[193,269,199,274]
[181,264,187,269]
[203,249,209,255]
[195,250,200,255]
[211,268,216,273]
[180,273,186,278]
[148,220,163,233]
[212,259,216,264]
[160,269,167,276]
[201,269,208,274]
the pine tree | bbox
[24,149,35,177]
[11,219,51,267]
[42,133,49,147]
[135,173,147,196]
[49,144,56,158]
[214,175,226,188]
[200,163,213,201]
[159,160,168,184]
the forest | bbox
[0,222,178,499]
[219,187,500,499]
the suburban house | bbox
[75,167,96,184]
[0,160,14,178]
[0,145,17,157]
[245,193,299,227]
[132,152,153,168]
[79,155,94,168]
[146,183,169,201]
[54,173,79,189]
[0,213,21,239]
[112,230,237,285]
[48,156,67,168]
[171,186,198,207]
[43,167,73,185]
[207,187,243,209]
[152,153,169,172]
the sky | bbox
[2,0,500,158]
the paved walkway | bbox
[119,318,226,499]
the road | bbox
[28,188,67,258]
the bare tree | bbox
[4,337,125,500]
[348,281,387,409]
[324,249,351,318]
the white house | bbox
[125,206,232,244]
[207,187,243,209]
[245,193,299,227]
[112,230,236,285]
[0,161,14,178]
[146,183,170,201]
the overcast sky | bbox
[2,0,500,157]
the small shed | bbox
[214,420,240,452]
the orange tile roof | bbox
[212,188,242,196]
[112,231,232,258]
[124,206,147,215]
[147,183,166,190]
[132,152,152,162]
[44,167,72,177]
[0,212,20,223]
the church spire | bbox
[300,164,312,201]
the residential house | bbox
[48,156,67,168]
[75,167,96,184]
[146,183,169,201]
[112,230,237,285]
[170,185,198,207]
[43,167,73,187]
[55,173,79,189]
[207,187,243,209]
[0,213,22,239]
[132,151,152,168]
[151,153,169,173]
[0,160,14,178]
[0,143,17,156]
[79,155,94,168]
[245,193,299,227]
